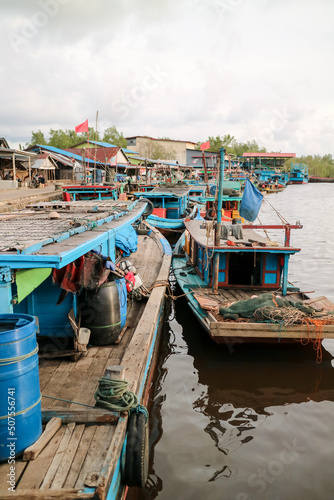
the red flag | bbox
[200,141,210,151]
[75,119,89,133]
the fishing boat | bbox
[132,182,197,235]
[288,163,309,184]
[309,175,334,183]
[0,198,171,499]
[172,149,334,350]
[62,184,119,201]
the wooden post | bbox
[213,148,225,294]
[104,365,125,380]
[12,153,16,183]
[28,156,31,182]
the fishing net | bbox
[219,292,314,320]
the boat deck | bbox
[189,286,334,342]
[0,226,171,499]
[0,200,143,268]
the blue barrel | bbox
[0,314,42,461]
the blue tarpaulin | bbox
[115,224,138,256]
[239,179,263,222]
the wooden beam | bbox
[23,417,62,461]
[210,321,334,339]
[0,490,93,499]
[42,409,119,425]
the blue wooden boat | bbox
[0,198,171,499]
[172,149,334,345]
[132,182,198,234]
[288,163,309,184]
[62,184,119,201]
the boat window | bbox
[228,252,262,286]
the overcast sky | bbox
[1,0,333,156]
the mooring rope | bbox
[94,377,140,413]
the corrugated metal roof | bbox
[242,152,296,158]
[34,144,92,163]
[122,148,139,154]
[65,147,119,164]
[70,140,119,148]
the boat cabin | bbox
[62,184,119,201]
[183,219,301,295]
[133,183,192,219]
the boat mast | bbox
[213,147,225,293]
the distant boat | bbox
[288,163,309,184]
[132,182,198,234]
[309,175,334,183]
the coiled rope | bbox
[0,345,39,366]
[94,377,148,417]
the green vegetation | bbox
[26,125,127,149]
[197,135,334,177]
[196,135,267,156]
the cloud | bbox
[0,0,333,155]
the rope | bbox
[0,396,41,420]
[262,197,289,224]
[0,345,38,366]
[254,306,306,326]
[94,377,140,413]
[299,317,334,364]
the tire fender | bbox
[123,410,149,487]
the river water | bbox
[131,183,334,500]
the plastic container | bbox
[0,314,42,461]
[152,208,167,218]
[80,279,127,345]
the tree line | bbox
[26,126,127,149]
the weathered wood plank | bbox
[50,425,85,490]
[0,490,93,499]
[38,359,62,393]
[210,321,334,338]
[41,360,77,409]
[0,461,28,494]
[16,427,66,490]
[23,417,62,461]
[42,409,118,425]
[50,357,96,409]
[40,423,75,489]
[63,426,96,489]
[304,296,334,311]
[74,425,113,489]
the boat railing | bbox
[242,223,303,246]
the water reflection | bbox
[131,185,334,499]
[174,294,334,491]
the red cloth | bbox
[75,120,89,133]
[53,256,85,292]
[200,141,210,151]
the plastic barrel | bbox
[0,314,42,461]
[80,278,127,345]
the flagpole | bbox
[213,147,225,294]
[86,128,89,184]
